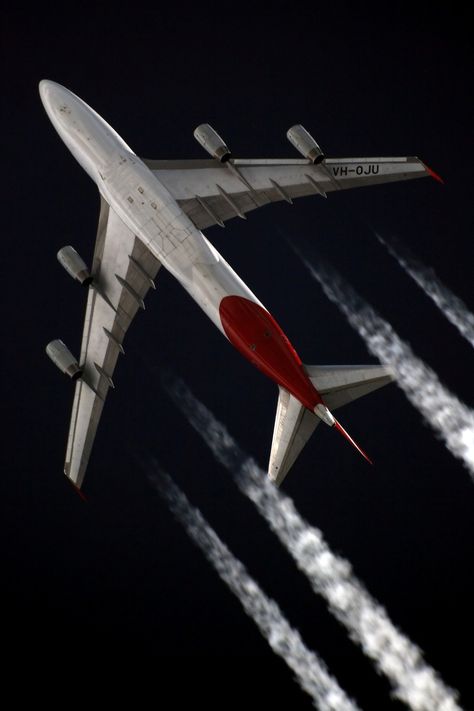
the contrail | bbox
[148,467,361,711]
[162,376,463,711]
[376,233,474,349]
[299,256,474,480]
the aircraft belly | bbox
[102,161,265,334]
[101,159,218,281]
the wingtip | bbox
[65,475,88,502]
[424,162,444,185]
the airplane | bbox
[40,80,441,492]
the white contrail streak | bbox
[149,467,361,711]
[163,376,463,711]
[299,257,474,479]
[376,234,474,349]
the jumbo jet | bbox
[41,80,441,492]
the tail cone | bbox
[333,419,373,465]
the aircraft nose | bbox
[38,79,134,177]
[39,80,74,117]
[39,79,55,103]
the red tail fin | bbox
[333,419,373,465]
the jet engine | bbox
[286,125,325,164]
[193,124,231,162]
[57,246,92,286]
[46,339,82,379]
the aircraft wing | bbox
[269,387,320,487]
[143,156,434,230]
[64,197,161,489]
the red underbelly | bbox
[219,295,322,410]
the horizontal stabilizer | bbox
[305,364,394,411]
[269,387,320,487]
[267,365,394,486]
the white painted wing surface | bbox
[269,387,320,487]
[144,156,432,230]
[305,365,394,411]
[64,197,161,489]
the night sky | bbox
[3,4,473,708]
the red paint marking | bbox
[334,419,373,465]
[219,295,322,410]
[424,163,444,184]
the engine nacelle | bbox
[286,125,325,164]
[46,339,82,379]
[193,124,231,162]
[57,246,92,286]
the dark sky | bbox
[3,4,473,708]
